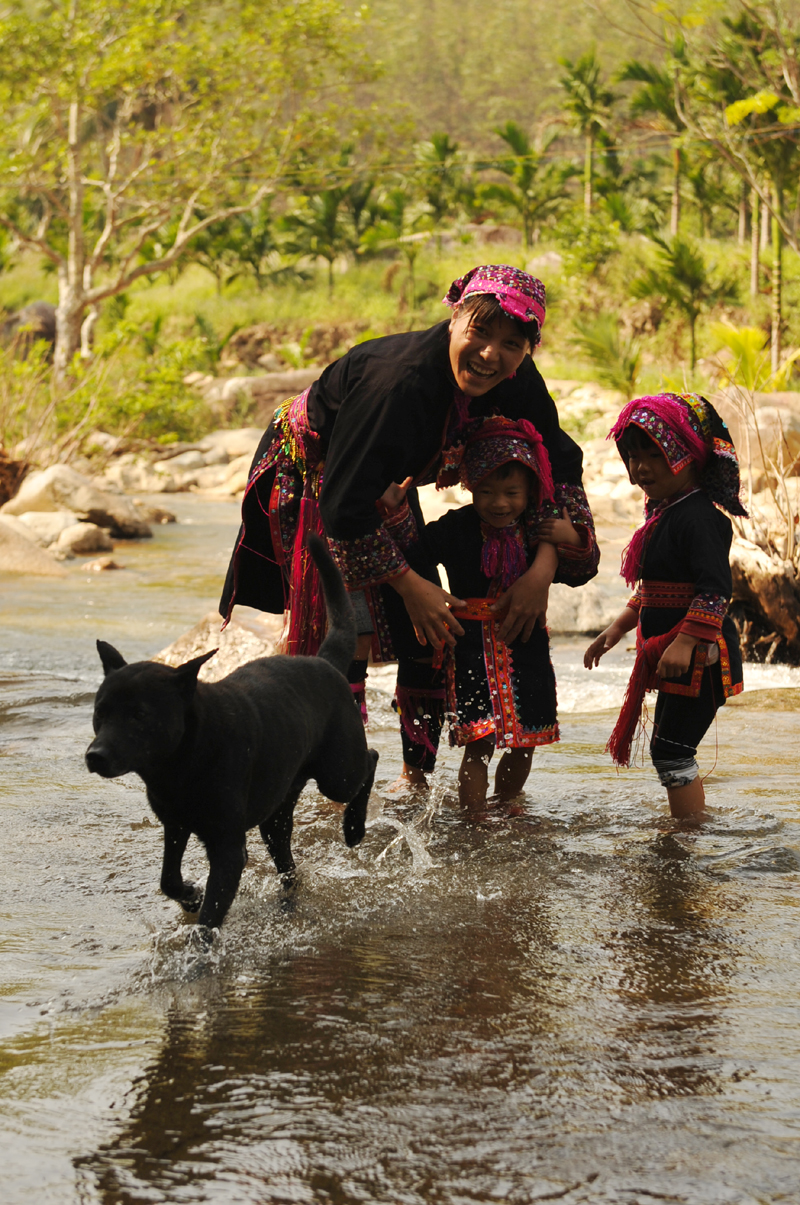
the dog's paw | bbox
[179,882,204,913]
[343,808,367,848]
[188,924,215,952]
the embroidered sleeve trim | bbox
[328,527,410,589]
[382,501,419,551]
[553,483,600,583]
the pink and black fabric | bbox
[443,265,547,347]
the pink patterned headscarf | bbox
[610,392,746,586]
[443,265,546,348]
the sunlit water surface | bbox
[1,497,799,1205]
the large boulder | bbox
[0,515,68,576]
[16,510,80,546]
[201,368,319,425]
[1,301,56,357]
[154,610,282,683]
[730,536,800,655]
[1,464,151,537]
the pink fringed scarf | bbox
[283,473,328,657]
[481,521,528,589]
[607,620,684,767]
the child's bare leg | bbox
[458,739,493,809]
[667,777,706,819]
[493,748,533,801]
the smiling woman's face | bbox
[447,307,530,397]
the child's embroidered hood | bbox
[609,392,746,518]
[460,415,555,506]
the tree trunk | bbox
[760,191,770,250]
[54,276,85,379]
[584,133,593,216]
[738,179,747,244]
[670,145,680,237]
[750,187,760,296]
[771,185,782,376]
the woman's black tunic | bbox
[220,321,584,618]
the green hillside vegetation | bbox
[0,0,798,452]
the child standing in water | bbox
[585,393,746,820]
[385,416,599,809]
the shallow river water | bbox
[2,496,800,1205]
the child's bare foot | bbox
[386,763,429,796]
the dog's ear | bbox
[97,640,127,676]
[173,648,217,694]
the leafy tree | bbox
[485,122,574,248]
[673,3,800,369]
[631,235,738,371]
[559,48,618,215]
[0,0,371,375]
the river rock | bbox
[102,455,180,494]
[199,428,263,460]
[0,515,68,576]
[154,610,282,683]
[15,510,78,546]
[1,464,152,537]
[202,369,319,425]
[56,522,114,554]
[548,577,630,635]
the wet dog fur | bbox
[86,534,378,937]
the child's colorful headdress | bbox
[443,265,546,347]
[460,415,555,505]
[609,392,746,518]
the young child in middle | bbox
[383,416,599,809]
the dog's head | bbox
[85,640,216,779]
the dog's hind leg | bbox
[161,825,204,913]
[197,839,248,931]
[343,748,379,848]
[260,791,300,879]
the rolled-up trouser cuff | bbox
[652,756,699,789]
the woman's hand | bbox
[538,507,583,548]
[377,476,413,516]
[391,569,466,648]
[584,607,638,669]
[491,543,558,643]
[656,633,698,678]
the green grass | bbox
[1,229,799,455]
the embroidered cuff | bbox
[627,592,643,614]
[328,526,410,589]
[382,501,419,552]
[681,590,727,636]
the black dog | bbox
[86,534,378,936]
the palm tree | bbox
[559,49,617,215]
[485,121,573,248]
[572,315,642,399]
[280,190,349,297]
[617,51,685,235]
[415,133,463,232]
[632,235,738,371]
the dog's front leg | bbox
[161,825,204,913]
[196,840,248,932]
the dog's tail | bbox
[308,533,356,675]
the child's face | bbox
[627,441,696,501]
[472,466,530,527]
